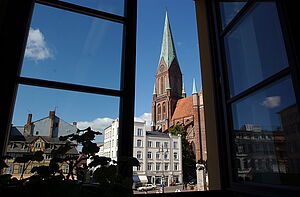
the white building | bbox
[102,119,182,186]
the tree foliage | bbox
[169,125,196,183]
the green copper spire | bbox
[192,78,198,95]
[159,11,177,69]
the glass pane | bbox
[231,76,300,186]
[219,1,247,29]
[224,2,289,97]
[21,4,123,90]
[60,0,124,16]
[8,85,119,180]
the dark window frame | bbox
[0,0,136,180]
[208,0,300,195]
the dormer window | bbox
[34,142,41,148]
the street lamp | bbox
[158,144,168,193]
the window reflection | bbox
[232,76,300,186]
[224,2,289,97]
[219,1,247,29]
[22,4,123,90]
[60,0,124,16]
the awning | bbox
[132,175,148,183]
[139,176,148,183]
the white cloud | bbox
[261,96,281,108]
[135,112,151,130]
[25,27,53,61]
[77,117,114,132]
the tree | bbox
[169,125,196,183]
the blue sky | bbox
[12,0,202,138]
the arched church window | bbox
[160,77,164,94]
[157,104,161,120]
[162,102,166,119]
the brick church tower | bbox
[151,12,207,163]
[151,12,182,132]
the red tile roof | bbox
[172,96,194,120]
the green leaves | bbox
[118,156,140,167]
[51,142,72,156]
[88,156,111,168]
[14,151,44,163]
[0,156,11,170]
[93,165,117,184]
[82,141,99,155]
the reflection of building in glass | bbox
[233,124,287,181]
[279,104,300,174]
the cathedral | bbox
[151,12,207,163]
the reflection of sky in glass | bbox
[21,4,123,90]
[232,76,296,131]
[224,2,289,97]
[60,0,124,16]
[219,2,246,29]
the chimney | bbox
[49,111,55,138]
[24,113,33,136]
[27,114,32,125]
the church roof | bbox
[159,11,177,69]
[171,96,194,120]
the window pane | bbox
[231,76,300,186]
[224,2,289,97]
[219,1,247,29]
[9,85,119,179]
[60,0,124,16]
[21,4,123,90]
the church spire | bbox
[159,11,177,69]
[182,78,186,98]
[192,78,198,95]
[153,83,157,95]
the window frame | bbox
[0,0,137,181]
[206,0,300,195]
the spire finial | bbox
[153,83,157,95]
[182,77,186,94]
[166,79,171,90]
[192,78,198,95]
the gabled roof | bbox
[159,11,177,69]
[172,96,194,120]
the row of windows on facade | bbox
[236,158,283,171]
[136,151,179,160]
[105,128,143,138]
[9,142,56,149]
[7,153,70,160]
[136,140,178,149]
[5,164,69,174]
[134,162,180,171]
[104,128,119,139]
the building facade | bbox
[4,111,78,179]
[151,12,206,162]
[102,119,183,186]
